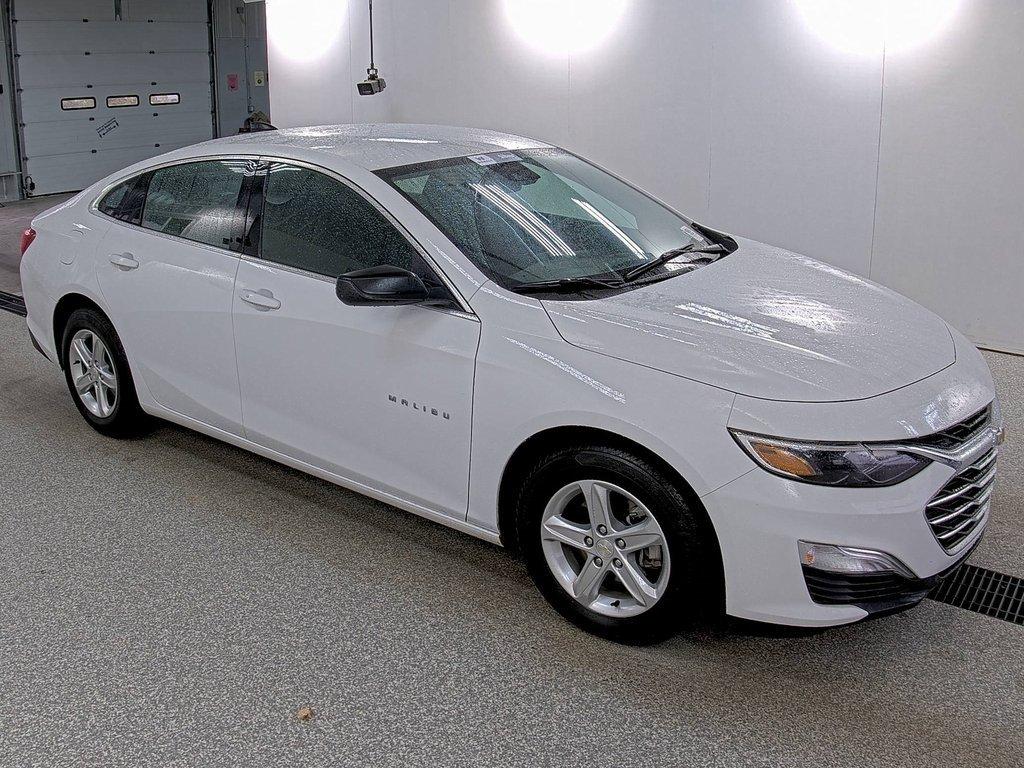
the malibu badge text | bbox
[388,394,450,421]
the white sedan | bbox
[19,124,1003,643]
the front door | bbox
[231,162,479,518]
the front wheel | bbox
[515,445,722,644]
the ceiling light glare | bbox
[792,0,962,56]
[504,0,627,56]
[267,0,347,63]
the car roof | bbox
[191,123,554,171]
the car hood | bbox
[542,238,956,402]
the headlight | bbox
[730,430,931,487]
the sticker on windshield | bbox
[468,151,520,166]
[680,224,715,247]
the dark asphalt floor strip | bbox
[0,290,26,316]
[929,563,1024,625]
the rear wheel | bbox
[516,444,721,644]
[61,308,149,437]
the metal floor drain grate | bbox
[0,290,26,317]
[929,564,1024,625]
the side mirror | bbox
[336,265,430,306]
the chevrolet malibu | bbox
[19,124,1003,643]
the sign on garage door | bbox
[12,0,214,196]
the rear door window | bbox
[141,160,249,250]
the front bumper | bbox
[702,458,990,626]
[801,535,980,618]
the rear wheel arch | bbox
[497,425,720,560]
[53,293,108,368]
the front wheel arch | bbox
[497,426,720,562]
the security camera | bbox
[357,67,386,96]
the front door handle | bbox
[239,288,281,311]
[109,253,139,270]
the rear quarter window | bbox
[98,182,130,216]
[97,174,149,225]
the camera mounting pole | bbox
[357,0,386,95]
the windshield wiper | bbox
[510,242,729,294]
[622,242,728,282]
[511,275,626,294]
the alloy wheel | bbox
[541,480,671,618]
[68,329,118,419]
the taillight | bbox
[20,227,36,256]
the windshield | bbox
[376,149,715,292]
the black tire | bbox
[61,308,149,437]
[515,444,722,644]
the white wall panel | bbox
[266,0,353,127]
[265,0,1024,351]
[567,1,714,220]
[870,0,1024,353]
[445,0,569,145]
[707,0,883,275]
[384,0,454,125]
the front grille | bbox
[925,448,996,553]
[803,567,931,610]
[912,406,991,450]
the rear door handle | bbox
[109,253,139,270]
[239,288,281,311]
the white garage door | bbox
[12,0,214,196]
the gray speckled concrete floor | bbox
[1,312,1022,768]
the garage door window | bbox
[257,163,419,278]
[106,95,139,108]
[61,97,95,110]
[141,161,248,250]
[150,93,180,105]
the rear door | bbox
[12,0,214,196]
[95,157,251,434]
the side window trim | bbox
[121,171,152,225]
[240,160,267,258]
[225,159,261,254]
[250,156,470,313]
